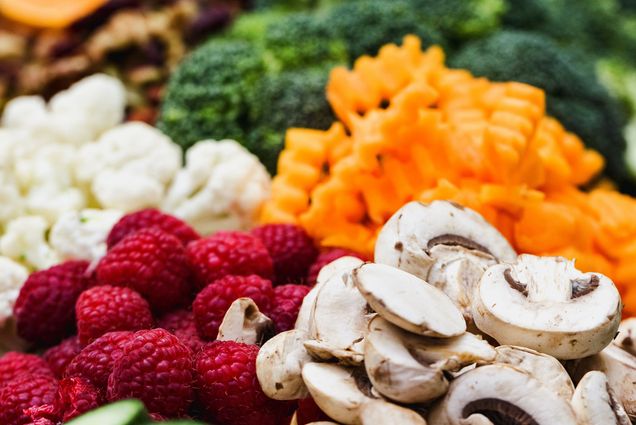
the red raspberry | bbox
[0,374,58,425]
[97,228,193,313]
[107,208,199,249]
[252,224,318,284]
[158,309,205,354]
[193,275,273,340]
[269,284,311,333]
[65,331,134,392]
[296,397,332,424]
[0,352,53,389]
[56,377,103,421]
[14,261,93,346]
[306,248,366,285]
[186,231,273,290]
[107,329,193,417]
[76,285,153,346]
[42,336,81,378]
[194,341,295,425]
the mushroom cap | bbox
[615,318,636,357]
[427,364,579,425]
[494,345,574,400]
[302,363,379,425]
[375,201,516,281]
[216,297,273,345]
[256,329,312,400]
[359,399,427,425]
[568,343,636,420]
[473,255,622,359]
[364,316,494,403]
[307,262,369,362]
[352,263,465,337]
[571,371,631,425]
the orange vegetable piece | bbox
[0,0,107,28]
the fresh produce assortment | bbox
[0,73,270,276]
[0,206,364,423]
[256,200,633,424]
[263,35,636,316]
[3,0,636,424]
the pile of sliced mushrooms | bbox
[248,200,636,424]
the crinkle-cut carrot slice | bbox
[0,0,107,28]
[514,201,580,253]
[490,111,535,139]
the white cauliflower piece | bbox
[162,140,271,235]
[75,122,181,211]
[1,96,48,129]
[50,209,123,262]
[47,74,127,146]
[0,257,28,326]
[0,216,59,270]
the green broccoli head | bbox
[451,30,630,189]
[325,0,446,60]
[263,12,348,71]
[250,0,319,11]
[247,67,336,173]
[158,40,266,151]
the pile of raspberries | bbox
[1,209,364,425]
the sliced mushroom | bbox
[302,362,380,425]
[364,316,495,403]
[571,371,631,425]
[427,248,496,324]
[216,298,274,345]
[359,399,427,425]
[568,343,636,420]
[427,364,579,425]
[458,415,493,425]
[296,256,365,333]
[375,201,516,282]
[614,318,636,357]
[352,263,465,337]
[493,345,574,400]
[256,329,312,400]
[307,261,370,363]
[304,339,364,366]
[472,255,622,359]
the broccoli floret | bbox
[250,0,319,11]
[247,67,336,173]
[451,30,630,189]
[158,40,266,151]
[222,11,285,43]
[263,12,348,71]
[325,0,446,60]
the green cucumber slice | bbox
[66,399,150,425]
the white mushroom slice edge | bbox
[571,371,631,425]
[614,318,636,357]
[374,201,516,281]
[427,364,579,425]
[352,262,466,337]
[256,329,312,400]
[365,316,494,404]
[473,254,621,359]
[216,297,273,345]
[494,345,575,400]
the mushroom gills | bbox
[427,364,579,425]
[365,316,495,404]
[374,201,516,281]
[571,371,631,425]
[352,262,466,337]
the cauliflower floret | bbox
[1,96,48,129]
[75,122,181,211]
[0,257,28,326]
[162,140,271,235]
[0,180,24,228]
[0,216,59,270]
[50,209,123,262]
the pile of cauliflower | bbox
[0,74,271,325]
